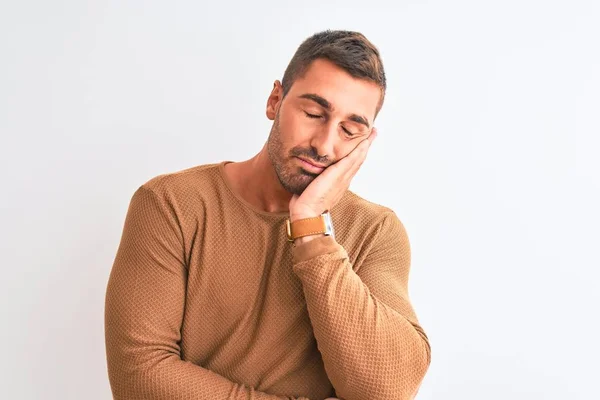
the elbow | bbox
[335,339,431,400]
[395,334,431,400]
[105,348,144,399]
[379,335,434,400]
[400,328,431,398]
[418,333,432,373]
[412,336,432,395]
[106,342,180,399]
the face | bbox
[266,58,381,195]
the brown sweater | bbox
[104,160,431,400]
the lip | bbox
[296,157,326,172]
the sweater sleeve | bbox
[105,185,309,400]
[291,211,431,400]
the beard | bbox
[267,109,325,196]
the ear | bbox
[266,80,283,120]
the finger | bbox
[338,140,370,181]
[333,129,376,179]
[347,129,376,174]
[354,132,374,161]
[368,126,378,143]
[360,127,377,152]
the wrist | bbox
[293,233,326,246]
[290,213,320,223]
[287,211,335,246]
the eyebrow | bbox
[298,93,371,129]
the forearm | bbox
[105,186,310,400]
[105,347,308,400]
[292,237,430,400]
[105,287,309,400]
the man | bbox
[105,30,431,400]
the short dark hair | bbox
[281,30,386,114]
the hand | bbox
[289,127,377,221]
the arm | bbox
[105,185,309,400]
[291,211,431,400]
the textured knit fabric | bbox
[104,160,431,400]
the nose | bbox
[309,121,337,160]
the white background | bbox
[1,1,598,399]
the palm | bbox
[290,162,342,216]
[288,128,376,219]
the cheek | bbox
[338,142,358,159]
[281,111,314,142]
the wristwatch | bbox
[286,211,335,242]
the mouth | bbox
[296,157,326,173]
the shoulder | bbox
[127,162,222,220]
[335,189,399,226]
[333,190,409,251]
[140,162,219,196]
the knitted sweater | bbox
[104,160,431,400]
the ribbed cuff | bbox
[291,235,346,264]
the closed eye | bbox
[304,111,322,119]
[342,126,357,137]
[304,110,357,137]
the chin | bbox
[280,166,315,195]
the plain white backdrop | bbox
[1,0,598,399]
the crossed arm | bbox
[104,186,310,400]
[291,211,431,400]
[105,186,430,399]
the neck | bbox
[225,144,293,214]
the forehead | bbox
[287,58,381,120]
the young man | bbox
[105,30,431,400]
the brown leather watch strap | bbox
[286,214,328,241]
